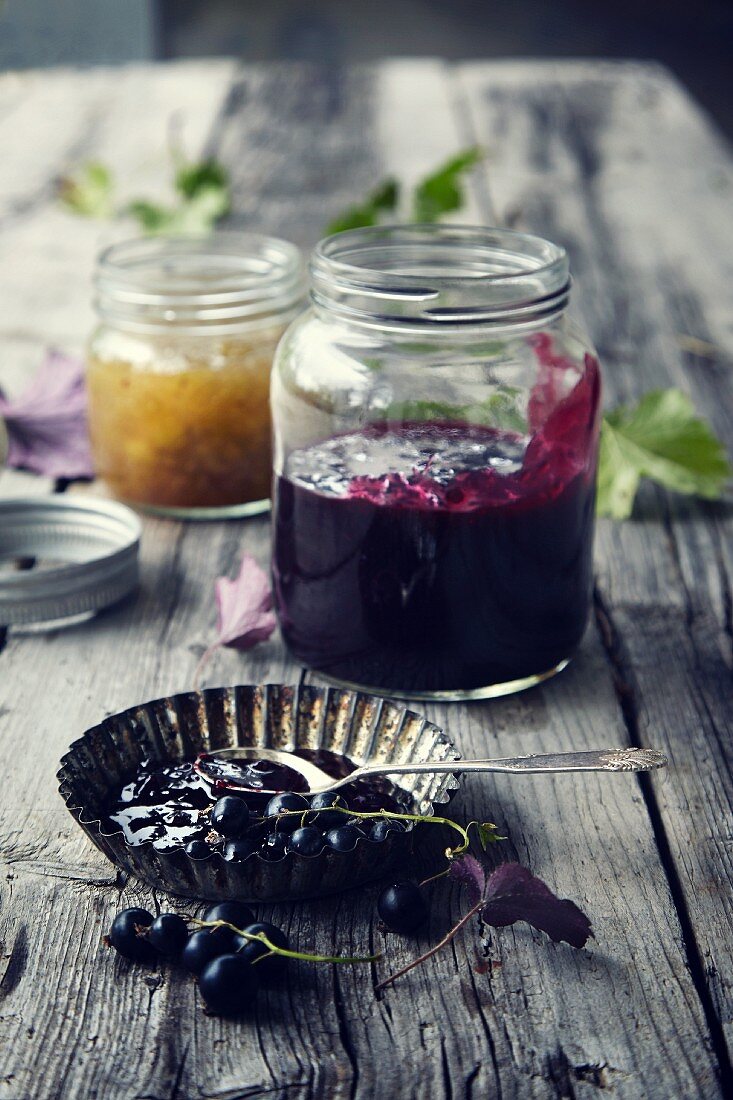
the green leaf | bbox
[477,822,504,850]
[168,185,230,235]
[174,158,229,202]
[362,357,386,373]
[326,205,379,235]
[398,339,505,357]
[324,147,482,234]
[127,184,229,237]
[326,178,399,235]
[597,389,732,519]
[58,161,115,218]
[126,199,174,234]
[385,387,525,433]
[474,390,526,432]
[412,147,482,223]
[369,178,399,212]
[385,398,455,420]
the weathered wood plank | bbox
[211,58,486,251]
[0,519,300,1100]
[0,580,718,1090]
[459,57,733,1080]
[0,60,238,359]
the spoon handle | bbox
[345,747,667,786]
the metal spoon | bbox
[195,745,667,797]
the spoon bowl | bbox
[194,747,336,796]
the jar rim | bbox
[94,232,307,334]
[310,224,571,328]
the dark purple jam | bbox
[107,751,408,854]
[109,761,212,852]
[196,754,310,797]
[273,353,600,694]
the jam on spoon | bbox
[195,752,310,796]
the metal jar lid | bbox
[0,497,141,625]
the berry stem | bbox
[374,899,484,993]
[192,643,218,692]
[275,806,476,858]
[192,919,381,966]
[418,867,451,888]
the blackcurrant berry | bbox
[108,908,156,963]
[264,792,309,832]
[238,921,288,978]
[241,920,288,953]
[288,826,326,857]
[309,791,347,809]
[185,839,211,859]
[370,819,404,842]
[261,832,288,860]
[182,927,243,975]
[211,795,250,838]
[198,954,259,1016]
[325,826,358,852]
[223,837,257,862]
[148,913,189,957]
[204,901,255,929]
[309,791,349,828]
[377,881,428,933]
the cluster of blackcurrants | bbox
[107,881,431,1016]
[107,783,435,1016]
[107,900,287,1015]
[186,790,408,861]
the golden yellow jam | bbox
[86,328,283,512]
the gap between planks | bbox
[594,586,733,1087]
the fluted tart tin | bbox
[57,684,461,902]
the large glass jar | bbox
[271,225,602,701]
[87,234,305,517]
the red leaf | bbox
[481,863,592,949]
[194,554,276,688]
[0,350,94,479]
[448,854,486,907]
[215,553,276,650]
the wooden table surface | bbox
[0,59,731,1100]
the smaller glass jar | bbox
[87,233,305,518]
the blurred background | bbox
[0,0,731,137]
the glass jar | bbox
[271,225,602,701]
[87,233,305,518]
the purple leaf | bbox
[215,553,277,650]
[0,350,94,479]
[194,554,276,688]
[481,863,592,949]
[449,854,486,907]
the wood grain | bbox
[459,58,733,1078]
[0,59,730,1099]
